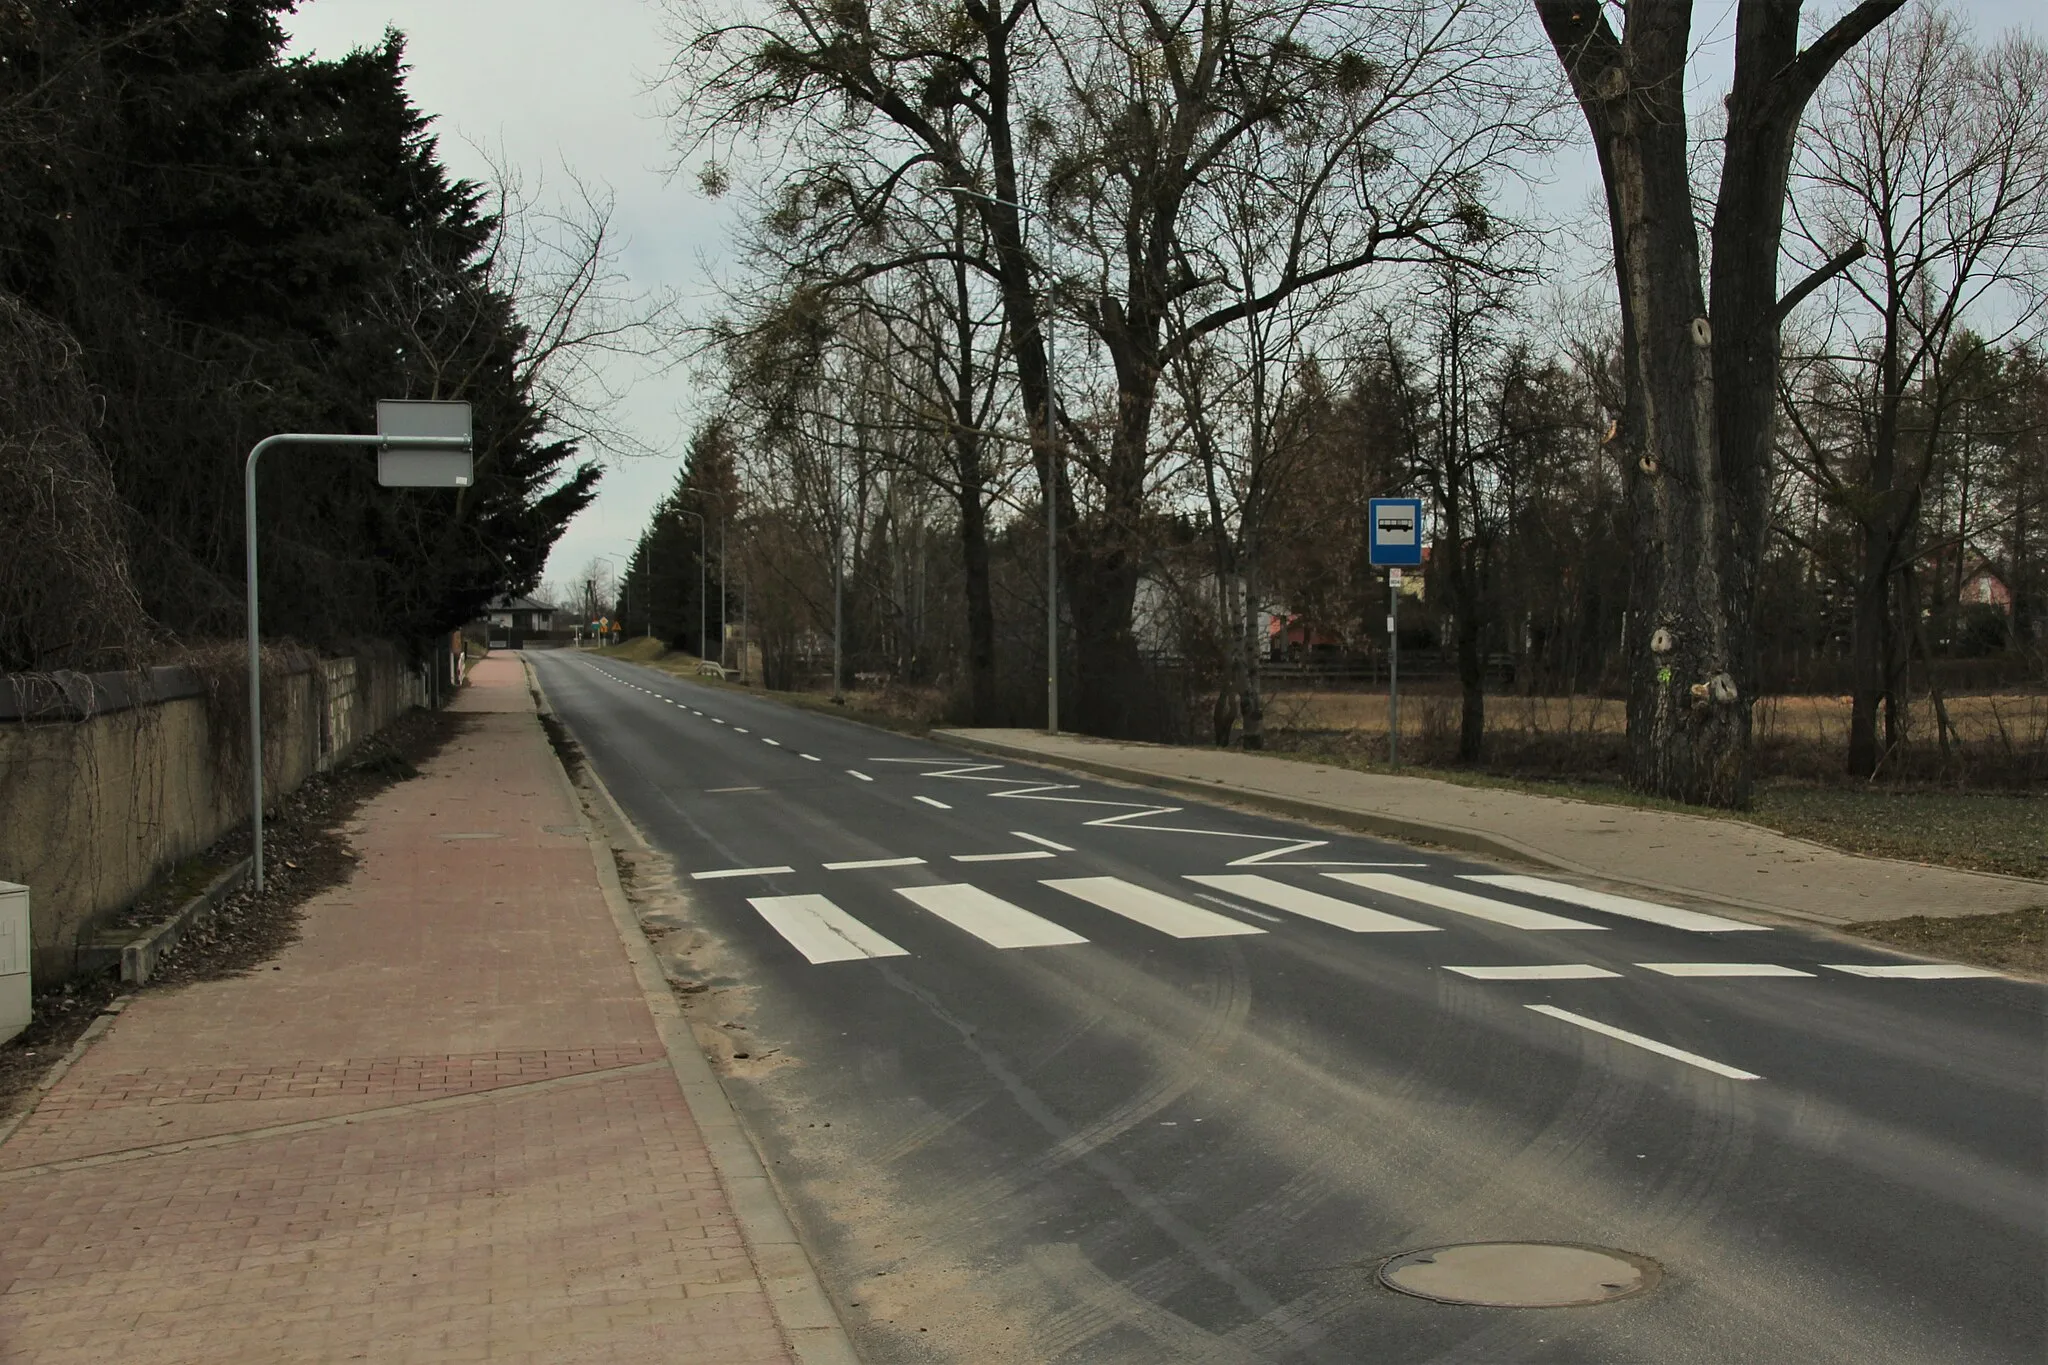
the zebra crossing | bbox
[716,867,2006,982]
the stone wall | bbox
[0,647,429,981]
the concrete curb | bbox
[94,859,253,985]
[524,656,860,1365]
[935,730,1567,869]
[930,730,1909,930]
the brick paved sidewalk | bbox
[0,656,802,1363]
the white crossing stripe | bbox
[1446,964,1621,980]
[747,894,909,964]
[1186,875,1440,933]
[1324,874,1603,931]
[1042,877,1265,939]
[823,856,927,871]
[953,851,1056,862]
[1461,874,1763,933]
[1012,832,1075,852]
[1823,963,2006,979]
[693,865,793,880]
[895,884,1088,949]
[1636,962,1815,978]
[1527,1005,1760,1080]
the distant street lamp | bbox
[244,400,473,891]
[599,552,629,635]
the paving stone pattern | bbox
[0,657,794,1363]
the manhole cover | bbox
[1379,1242,1660,1308]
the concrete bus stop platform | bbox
[937,729,2045,928]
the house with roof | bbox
[481,594,559,644]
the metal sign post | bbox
[245,402,472,891]
[1368,497,1424,768]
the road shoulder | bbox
[526,652,860,1365]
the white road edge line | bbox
[915,795,953,809]
[1527,1005,1760,1080]
[1822,963,2006,979]
[823,856,927,871]
[953,850,1056,862]
[1011,832,1075,852]
[692,865,795,880]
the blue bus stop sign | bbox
[1369,497,1424,567]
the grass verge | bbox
[1846,907,2046,977]
[1266,734,2046,879]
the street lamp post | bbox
[942,185,1059,733]
[244,404,472,891]
[599,553,629,640]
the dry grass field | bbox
[1265,687,2048,750]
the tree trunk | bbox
[1239,555,1265,751]
[1539,0,1904,808]
[957,485,997,724]
[1456,601,1485,763]
[1846,542,1890,774]
[1214,568,1242,747]
[1067,551,1145,737]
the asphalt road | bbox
[529,650,2046,1365]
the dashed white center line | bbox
[712,718,727,725]
[823,856,927,871]
[1191,893,1284,924]
[692,865,794,880]
[762,738,781,746]
[733,727,749,734]
[800,753,820,761]
[1527,1005,1760,1080]
[1011,832,1075,852]
[915,796,952,809]
[952,850,1055,862]
[848,769,873,781]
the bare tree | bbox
[668,0,1549,734]
[1536,0,1906,807]
[1779,3,2048,774]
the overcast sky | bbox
[282,0,2045,600]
